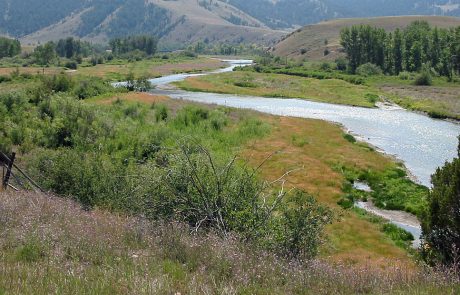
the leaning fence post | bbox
[3,152,16,190]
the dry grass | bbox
[380,84,460,119]
[1,190,458,294]
[0,67,63,76]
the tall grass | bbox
[0,191,458,295]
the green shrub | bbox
[173,106,209,128]
[365,93,379,104]
[234,81,257,88]
[356,63,383,76]
[74,78,113,99]
[343,133,356,143]
[335,57,348,71]
[64,61,78,70]
[154,104,169,122]
[398,71,412,80]
[414,70,432,86]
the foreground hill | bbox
[1,189,458,294]
[0,0,284,47]
[272,16,460,61]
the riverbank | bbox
[174,71,381,108]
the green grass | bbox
[175,71,382,107]
[352,207,415,250]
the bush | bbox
[154,104,169,122]
[356,63,382,76]
[64,61,78,70]
[43,73,75,93]
[335,57,348,71]
[398,71,412,80]
[414,70,432,86]
[234,81,257,88]
[343,133,356,143]
[151,142,333,259]
[74,78,113,100]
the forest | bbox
[340,21,460,79]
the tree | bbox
[393,29,404,74]
[34,42,56,66]
[0,37,21,58]
[422,139,460,265]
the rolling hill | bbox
[271,16,460,61]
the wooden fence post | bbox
[2,152,15,190]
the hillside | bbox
[3,1,460,47]
[271,16,460,61]
[226,0,460,29]
[0,0,284,47]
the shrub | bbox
[343,133,356,143]
[399,71,412,80]
[64,61,77,70]
[356,63,382,76]
[74,78,112,99]
[150,142,333,259]
[335,57,348,71]
[173,106,209,128]
[0,75,12,83]
[154,104,169,122]
[365,93,379,104]
[234,81,257,88]
[414,70,432,86]
[209,109,228,131]
[320,62,332,72]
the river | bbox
[147,60,460,244]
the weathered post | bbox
[2,152,16,190]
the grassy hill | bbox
[272,16,460,61]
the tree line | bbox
[0,37,21,59]
[31,35,158,66]
[340,21,460,79]
[109,35,158,56]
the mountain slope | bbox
[271,15,460,61]
[0,0,284,46]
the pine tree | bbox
[422,139,460,265]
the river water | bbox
[147,60,460,243]
[150,60,460,188]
